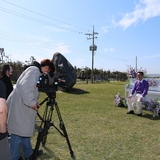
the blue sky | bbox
[0,0,160,74]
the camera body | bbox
[36,72,66,94]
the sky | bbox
[0,0,160,74]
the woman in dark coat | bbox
[0,64,13,99]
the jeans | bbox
[10,134,33,160]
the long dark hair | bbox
[1,65,11,76]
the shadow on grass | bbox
[66,87,89,95]
[114,104,127,109]
[33,125,61,160]
[37,146,61,160]
[133,112,160,120]
[141,114,160,120]
[117,105,160,120]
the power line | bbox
[0,31,35,42]
[0,30,91,53]
[1,0,90,32]
[0,7,84,34]
[0,31,59,49]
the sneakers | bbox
[127,110,134,114]
[137,113,142,116]
[33,149,43,157]
[127,110,142,116]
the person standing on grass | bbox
[0,80,12,160]
[7,59,55,160]
[126,71,149,116]
[0,64,14,99]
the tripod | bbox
[32,92,75,160]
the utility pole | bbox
[135,56,137,72]
[85,26,98,84]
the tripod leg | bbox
[32,128,47,160]
[32,99,51,160]
[41,120,50,146]
[41,101,54,146]
[54,102,76,159]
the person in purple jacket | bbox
[126,71,149,116]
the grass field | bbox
[32,81,160,160]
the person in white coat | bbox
[7,59,55,160]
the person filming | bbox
[7,59,55,160]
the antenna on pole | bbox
[85,26,98,84]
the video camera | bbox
[36,72,67,94]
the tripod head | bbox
[45,91,56,106]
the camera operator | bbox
[7,59,55,160]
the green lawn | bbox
[32,81,160,160]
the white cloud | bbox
[46,26,66,32]
[53,42,71,54]
[104,47,115,52]
[62,24,74,29]
[117,0,160,29]
[25,36,71,54]
[5,34,72,63]
[142,54,160,59]
[45,24,74,32]
[101,26,109,33]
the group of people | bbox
[0,59,55,160]
[0,60,149,159]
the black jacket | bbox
[0,74,13,99]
